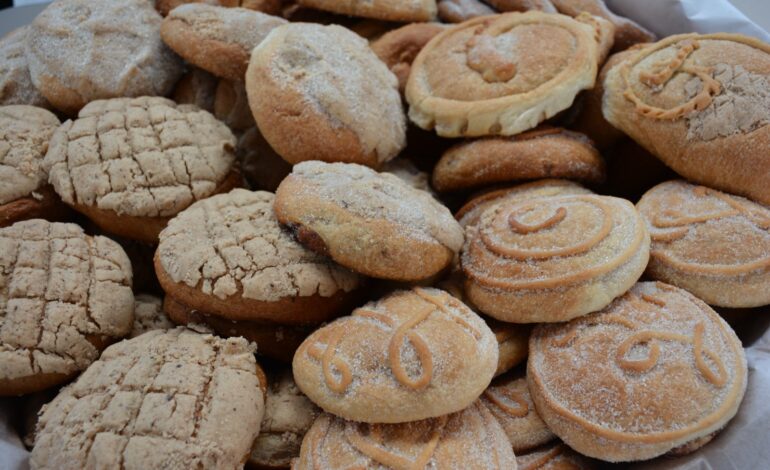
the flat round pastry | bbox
[293,288,498,423]
[249,369,320,469]
[637,180,770,308]
[371,23,448,93]
[528,282,748,462]
[456,179,593,229]
[485,0,557,13]
[44,96,239,243]
[0,219,134,396]
[274,161,463,281]
[438,0,496,23]
[461,192,650,322]
[161,4,287,81]
[215,80,256,131]
[489,319,530,376]
[156,188,361,325]
[130,294,174,338]
[25,0,183,115]
[481,373,555,452]
[433,127,605,192]
[516,441,594,470]
[0,105,63,226]
[246,23,406,168]
[30,327,266,469]
[603,33,770,205]
[550,0,655,51]
[406,12,601,137]
[0,27,49,108]
[294,402,516,469]
[295,0,437,22]
[171,68,218,113]
[157,0,284,17]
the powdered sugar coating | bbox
[296,0,437,22]
[130,294,174,338]
[45,97,236,218]
[0,220,133,388]
[31,327,264,469]
[295,402,515,469]
[158,188,360,302]
[25,0,183,113]
[0,105,60,205]
[0,27,49,108]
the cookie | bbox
[603,33,770,205]
[157,0,284,16]
[438,0,496,23]
[295,0,437,22]
[249,369,320,469]
[461,192,650,322]
[25,0,183,115]
[295,402,516,469]
[484,0,556,13]
[0,27,49,108]
[0,105,65,227]
[0,219,134,396]
[550,0,655,51]
[172,68,218,113]
[237,127,292,192]
[30,327,266,469]
[432,127,605,192]
[481,373,555,452]
[489,319,530,376]
[214,80,256,131]
[528,282,748,461]
[44,96,240,243]
[406,12,601,137]
[130,294,174,338]
[161,4,287,81]
[274,161,463,281]
[516,441,595,469]
[246,23,406,168]
[156,188,361,325]
[293,287,497,423]
[637,180,770,308]
[163,295,314,363]
[370,23,447,94]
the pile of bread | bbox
[1,0,767,468]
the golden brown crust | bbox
[550,0,655,51]
[437,0,496,23]
[406,12,600,137]
[489,319,530,376]
[158,0,285,16]
[0,186,71,228]
[433,127,605,192]
[528,282,748,462]
[516,441,595,469]
[485,0,557,13]
[603,33,770,205]
[296,0,438,22]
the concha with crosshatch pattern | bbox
[528,282,748,462]
[292,287,498,423]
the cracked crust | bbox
[293,287,498,423]
[432,127,605,192]
[45,96,238,242]
[294,402,515,469]
[30,327,266,469]
[603,33,770,205]
[406,12,600,137]
[0,27,50,108]
[156,188,361,324]
[296,0,437,22]
[274,161,463,281]
[637,180,770,308]
[0,219,134,396]
[25,0,183,115]
[161,4,287,81]
[528,282,748,462]
[246,23,406,168]
[462,192,650,323]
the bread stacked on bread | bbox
[1,0,766,468]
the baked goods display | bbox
[0,0,765,467]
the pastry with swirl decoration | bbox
[406,11,602,137]
[603,33,770,205]
[292,287,498,423]
[294,401,515,469]
[528,282,748,462]
[637,180,770,307]
[461,192,650,322]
